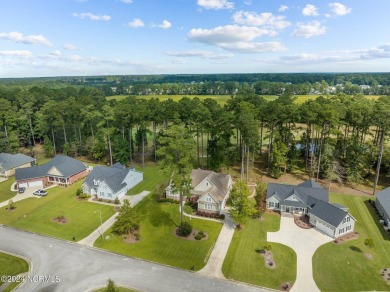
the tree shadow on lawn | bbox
[350,246,362,253]
[148,201,177,228]
[363,200,390,241]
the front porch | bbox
[281,205,307,215]
[48,176,69,186]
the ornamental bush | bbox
[176,221,192,237]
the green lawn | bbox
[0,252,29,292]
[313,193,390,291]
[95,194,223,271]
[222,214,297,289]
[0,177,16,203]
[127,164,170,195]
[0,181,115,241]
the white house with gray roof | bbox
[166,168,232,214]
[82,163,143,200]
[267,179,356,238]
[375,187,390,227]
[0,153,36,177]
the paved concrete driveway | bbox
[0,225,271,292]
[267,216,332,292]
[0,185,56,208]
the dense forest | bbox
[1,78,390,193]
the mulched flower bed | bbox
[259,250,276,269]
[123,232,140,244]
[173,228,208,241]
[279,282,293,291]
[294,215,312,229]
[51,217,68,224]
[333,231,360,244]
[380,268,390,285]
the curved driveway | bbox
[0,225,270,292]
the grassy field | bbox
[0,252,29,292]
[0,177,16,203]
[222,214,297,289]
[127,163,170,196]
[95,193,223,271]
[0,181,115,241]
[313,193,390,291]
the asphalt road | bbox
[0,225,273,292]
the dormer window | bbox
[93,179,99,186]
[206,197,211,202]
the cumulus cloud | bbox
[63,43,79,50]
[158,20,172,29]
[279,5,289,12]
[291,21,326,38]
[328,2,352,17]
[232,11,290,30]
[302,4,319,16]
[197,0,234,10]
[128,18,144,28]
[0,50,32,57]
[72,12,111,21]
[0,31,52,47]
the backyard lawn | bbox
[0,252,29,292]
[0,177,16,203]
[95,193,223,271]
[0,181,115,241]
[313,193,390,291]
[222,214,297,289]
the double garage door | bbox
[19,180,43,188]
[315,220,334,237]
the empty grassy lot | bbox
[95,193,223,271]
[222,214,297,289]
[0,181,115,241]
[0,177,16,203]
[0,252,29,292]
[313,193,390,291]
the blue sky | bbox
[1,0,390,77]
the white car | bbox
[33,189,48,196]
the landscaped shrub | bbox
[78,193,88,199]
[219,214,225,220]
[176,221,192,237]
[198,231,206,238]
[76,188,82,196]
[114,197,120,205]
[194,234,202,240]
[98,198,103,202]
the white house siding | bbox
[335,215,356,237]
[309,214,336,238]
[195,178,212,192]
[376,199,390,227]
[123,170,143,191]
[97,182,115,200]
[266,196,280,210]
[198,201,220,213]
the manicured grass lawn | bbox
[0,177,16,203]
[0,252,29,292]
[222,214,297,289]
[95,194,223,271]
[127,164,170,196]
[0,181,115,241]
[313,193,390,292]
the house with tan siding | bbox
[0,153,36,177]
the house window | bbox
[100,192,104,197]
[339,228,344,234]
[205,204,212,210]
[346,225,351,231]
[107,193,112,198]
[269,202,275,208]
[206,197,211,202]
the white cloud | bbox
[188,25,285,53]
[197,0,234,10]
[63,43,79,50]
[170,58,186,64]
[232,11,290,30]
[164,50,212,57]
[128,18,144,28]
[279,5,289,12]
[120,0,133,3]
[0,31,52,47]
[302,4,319,16]
[0,50,32,57]
[50,50,62,57]
[159,20,172,29]
[291,21,326,38]
[72,12,111,21]
[328,3,352,17]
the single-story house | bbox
[266,179,356,238]
[0,153,36,177]
[82,162,143,200]
[166,168,232,214]
[375,187,390,227]
[15,155,88,188]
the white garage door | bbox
[28,180,43,187]
[316,220,334,237]
[19,182,28,188]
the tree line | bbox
[1,84,390,193]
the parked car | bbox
[33,189,48,196]
[18,187,26,193]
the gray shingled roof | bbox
[191,168,231,204]
[15,155,86,181]
[83,163,131,194]
[0,153,35,170]
[267,180,329,206]
[297,178,323,189]
[309,199,349,227]
[376,187,390,217]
